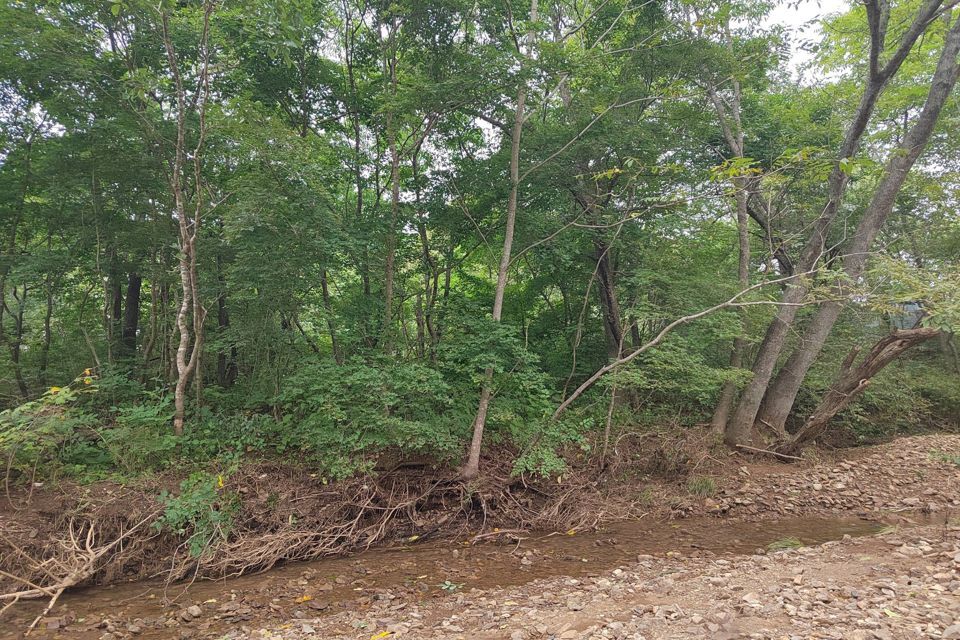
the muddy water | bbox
[11,515,885,639]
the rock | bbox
[942,624,960,640]
[186,605,203,618]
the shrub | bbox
[154,471,239,557]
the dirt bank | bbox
[2,434,959,639]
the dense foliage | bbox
[1,0,958,482]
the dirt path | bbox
[8,434,960,640]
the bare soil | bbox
[2,433,959,640]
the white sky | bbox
[766,0,850,81]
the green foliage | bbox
[275,359,462,478]
[686,475,717,497]
[0,0,957,491]
[155,472,239,557]
[0,382,99,481]
[767,537,803,551]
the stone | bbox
[942,624,960,640]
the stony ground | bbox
[243,521,960,640]
[13,433,960,640]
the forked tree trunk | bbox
[704,64,752,430]
[461,0,538,481]
[755,14,960,435]
[779,328,940,454]
[162,4,214,435]
[724,1,958,446]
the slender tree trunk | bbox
[162,5,214,435]
[7,285,29,398]
[215,260,238,387]
[756,17,960,435]
[320,269,343,364]
[702,46,753,432]
[461,0,538,481]
[142,277,159,374]
[595,239,626,359]
[38,277,53,388]
[711,188,751,430]
[381,24,400,352]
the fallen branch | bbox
[554,269,825,419]
[735,444,802,462]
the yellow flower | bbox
[83,377,92,385]
[49,386,62,394]
[83,368,92,375]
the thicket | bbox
[1,0,959,490]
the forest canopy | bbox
[1,0,959,483]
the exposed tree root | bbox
[0,513,158,635]
[0,446,668,625]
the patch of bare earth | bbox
[6,434,960,640]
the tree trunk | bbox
[121,272,141,355]
[380,19,400,353]
[38,280,53,388]
[162,5,213,435]
[755,16,960,435]
[780,328,941,453]
[320,269,342,365]
[7,285,30,398]
[461,0,538,481]
[705,64,751,431]
[723,1,944,446]
[594,239,626,359]
[215,270,238,387]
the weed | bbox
[930,450,960,468]
[767,537,803,551]
[154,471,239,557]
[686,475,717,497]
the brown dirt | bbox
[1,433,958,639]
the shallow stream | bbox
[10,514,889,639]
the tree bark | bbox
[121,272,142,355]
[380,16,400,353]
[162,4,214,435]
[711,188,751,430]
[756,14,960,435]
[724,0,951,446]
[704,57,751,431]
[320,269,343,365]
[780,328,941,453]
[461,0,538,481]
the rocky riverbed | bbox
[10,434,960,640]
[244,520,960,640]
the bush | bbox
[275,358,462,478]
[155,471,239,557]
